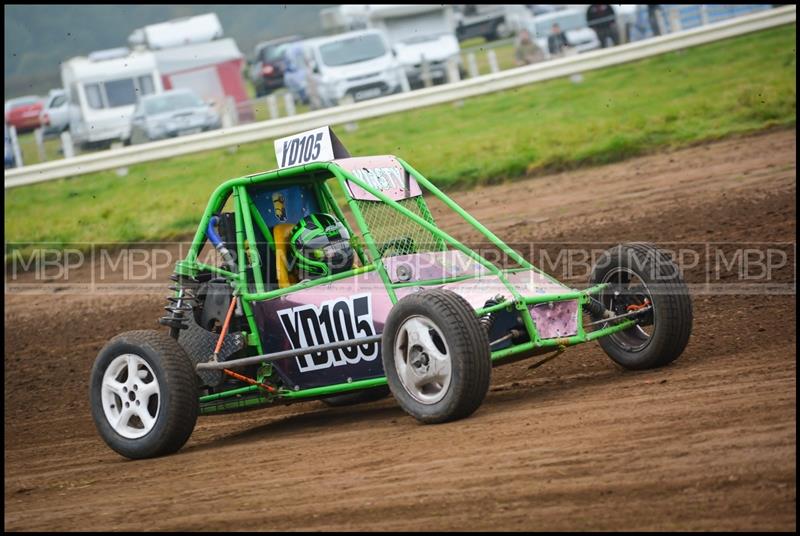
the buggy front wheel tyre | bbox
[89,330,199,459]
[589,243,693,370]
[382,289,491,424]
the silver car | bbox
[39,89,70,137]
[129,89,221,144]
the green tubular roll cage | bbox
[176,158,635,412]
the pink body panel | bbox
[334,155,422,201]
[249,252,578,389]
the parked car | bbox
[453,4,531,41]
[129,89,221,144]
[522,6,601,58]
[39,89,70,137]
[302,29,407,109]
[249,35,303,97]
[4,95,44,134]
[367,5,462,88]
[4,122,17,169]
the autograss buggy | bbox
[90,127,693,459]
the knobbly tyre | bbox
[89,126,693,459]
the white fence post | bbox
[487,49,500,73]
[34,128,46,162]
[700,5,710,26]
[656,8,668,35]
[9,125,23,167]
[110,141,128,176]
[221,97,237,128]
[341,95,358,132]
[283,92,296,116]
[399,67,411,93]
[60,130,74,159]
[266,95,279,120]
[616,15,628,44]
[446,57,461,84]
[421,55,433,88]
[669,7,683,32]
[467,52,479,78]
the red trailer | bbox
[154,38,254,123]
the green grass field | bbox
[5,25,796,254]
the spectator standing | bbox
[586,4,620,48]
[547,23,572,57]
[648,4,665,36]
[514,29,546,66]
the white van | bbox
[366,5,461,87]
[61,49,163,148]
[302,29,407,108]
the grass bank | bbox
[5,25,796,252]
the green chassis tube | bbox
[177,161,635,412]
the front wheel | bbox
[589,243,693,370]
[382,289,491,424]
[89,330,199,459]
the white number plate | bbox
[274,126,334,169]
[355,88,381,100]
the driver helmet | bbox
[289,213,354,280]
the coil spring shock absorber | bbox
[159,273,200,339]
[479,295,504,333]
[584,296,613,320]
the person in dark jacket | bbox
[547,23,572,56]
[648,4,665,36]
[586,4,620,48]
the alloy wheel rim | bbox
[394,315,452,405]
[100,353,160,439]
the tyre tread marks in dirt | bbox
[383,288,491,424]
[90,329,199,459]
[591,242,693,370]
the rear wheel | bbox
[382,289,491,424]
[89,330,199,459]
[589,243,693,370]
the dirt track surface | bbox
[4,129,796,531]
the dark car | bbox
[249,35,303,97]
[129,89,221,144]
[5,95,44,134]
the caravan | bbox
[129,13,251,123]
[366,5,461,87]
[61,49,163,148]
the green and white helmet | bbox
[289,213,354,280]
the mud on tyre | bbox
[381,289,491,424]
[89,330,199,459]
[589,242,693,370]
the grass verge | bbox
[5,24,796,254]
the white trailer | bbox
[319,5,369,34]
[365,5,461,87]
[61,49,163,148]
[131,13,224,50]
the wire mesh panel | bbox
[355,196,447,260]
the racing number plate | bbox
[355,87,381,100]
[274,126,334,169]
